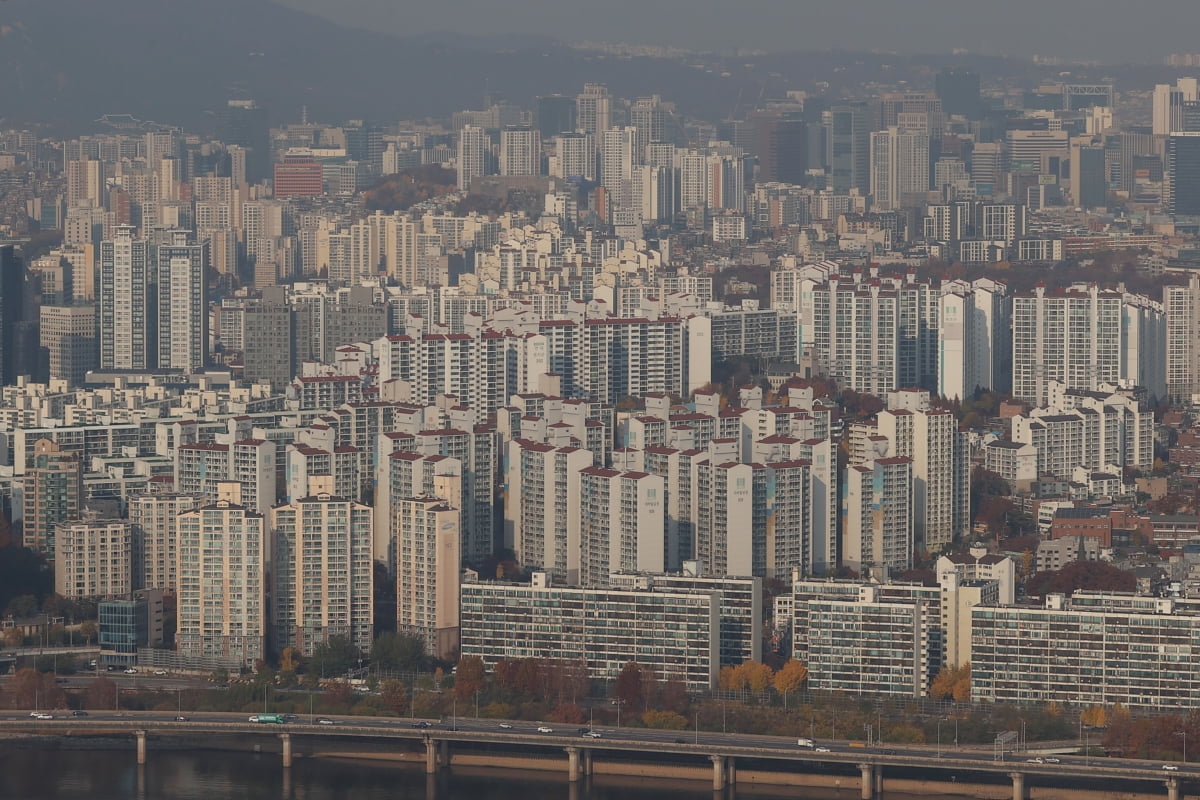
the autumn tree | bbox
[4,668,65,710]
[930,663,971,701]
[1080,705,1107,728]
[85,676,117,710]
[454,656,486,700]
[773,660,809,706]
[740,661,774,693]
[280,647,300,674]
[642,710,689,730]
[379,679,409,716]
[615,662,644,709]
[952,663,971,703]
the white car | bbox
[498,723,513,729]
[583,731,602,738]
[123,668,138,674]
[33,712,53,720]
[1164,764,1181,771]
[317,718,336,725]
[154,670,167,676]
[537,726,554,733]
[814,746,832,753]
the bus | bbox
[248,714,287,724]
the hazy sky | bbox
[271,0,1200,62]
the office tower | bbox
[1153,78,1199,135]
[576,83,612,143]
[499,126,540,176]
[0,244,25,385]
[55,520,133,599]
[99,226,154,371]
[222,99,270,183]
[39,304,96,386]
[1006,130,1069,173]
[273,155,324,198]
[754,113,808,184]
[396,497,460,660]
[828,102,873,194]
[66,158,105,209]
[176,487,266,669]
[156,232,208,372]
[272,487,374,657]
[22,438,82,557]
[1069,136,1107,209]
[630,95,669,155]
[877,395,969,554]
[551,132,595,180]
[1012,284,1167,406]
[935,67,982,118]
[578,467,665,588]
[457,125,488,191]
[129,493,203,594]
[842,457,913,573]
[880,92,945,136]
[536,94,576,139]
[870,127,930,211]
[1165,273,1200,403]
[505,439,592,585]
[1167,133,1200,216]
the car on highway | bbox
[814,746,831,753]
[71,711,89,717]
[1027,757,1044,763]
[412,721,432,729]
[175,716,189,721]
[1164,764,1180,771]
[537,726,554,733]
[498,723,513,729]
[317,718,336,725]
[123,668,138,674]
[32,712,53,719]
[583,731,602,738]
[154,670,168,676]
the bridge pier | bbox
[859,763,875,800]
[1010,771,1026,800]
[425,738,438,774]
[439,740,449,769]
[711,755,727,791]
[727,757,736,787]
[135,730,147,765]
[567,747,582,782]
[583,747,593,776]
[280,733,292,768]
[1167,777,1181,800]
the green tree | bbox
[369,632,426,673]
[78,620,98,645]
[308,635,359,678]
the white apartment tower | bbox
[842,457,914,574]
[576,83,612,144]
[504,439,591,585]
[1164,273,1200,403]
[457,125,488,191]
[396,497,461,660]
[176,487,266,669]
[156,231,209,372]
[578,466,666,588]
[272,488,374,657]
[128,493,204,594]
[54,520,133,599]
[870,127,930,211]
[551,132,595,181]
[499,126,540,176]
[99,226,153,370]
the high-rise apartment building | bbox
[1012,284,1167,406]
[156,232,208,372]
[578,467,665,588]
[23,438,82,557]
[505,439,591,585]
[39,305,97,387]
[842,457,914,573]
[396,497,460,660]
[272,488,374,657]
[551,132,595,181]
[576,84,612,144]
[99,226,154,371]
[1165,273,1200,403]
[55,520,133,599]
[499,126,540,176]
[457,125,488,191]
[870,127,930,211]
[128,493,203,594]
[176,487,266,669]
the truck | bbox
[248,714,287,724]
[796,738,814,748]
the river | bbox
[0,747,982,800]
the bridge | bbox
[6,710,1193,800]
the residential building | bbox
[842,457,914,573]
[128,493,203,594]
[395,497,460,660]
[55,519,133,599]
[22,438,82,557]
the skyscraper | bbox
[0,244,25,385]
[935,67,982,119]
[828,102,873,195]
[156,232,208,372]
[1167,133,1200,216]
[754,113,808,185]
[221,100,270,184]
[396,497,461,660]
[536,95,576,139]
[576,83,612,145]
[1153,79,1199,136]
[870,127,930,211]
[99,226,154,370]
[39,304,98,387]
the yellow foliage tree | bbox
[741,661,774,693]
[280,647,300,673]
[773,660,809,696]
[951,663,971,703]
[929,665,957,700]
[718,665,741,691]
[1080,705,1107,727]
[642,710,689,730]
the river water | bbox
[0,748,983,800]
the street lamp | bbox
[1176,730,1188,763]
[1020,718,1026,753]
[695,710,700,744]
[865,724,872,748]
[937,719,945,758]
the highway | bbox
[3,708,1195,784]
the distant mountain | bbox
[0,0,754,134]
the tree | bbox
[78,620,98,645]
[325,682,354,710]
[952,663,972,703]
[85,676,117,710]
[280,647,300,674]
[369,632,426,674]
[380,679,409,716]
[642,710,689,730]
[1081,705,1107,728]
[308,635,360,678]
[454,656,486,700]
[615,662,644,709]
[1025,561,1137,596]
[5,594,38,619]
[740,661,774,693]
[930,664,960,700]
[773,660,809,703]
[4,668,65,709]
